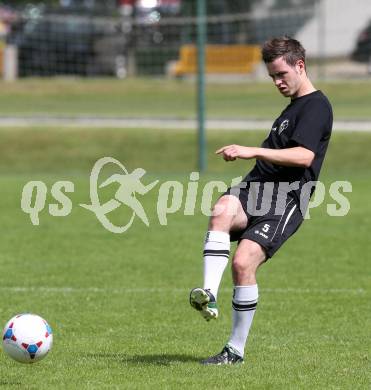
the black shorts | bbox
[224,182,304,259]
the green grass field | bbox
[0,122,370,388]
[0,78,371,119]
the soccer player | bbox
[189,37,333,365]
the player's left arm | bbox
[216,145,314,168]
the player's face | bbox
[266,57,304,98]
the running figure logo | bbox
[80,157,159,233]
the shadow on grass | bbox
[83,353,202,366]
[126,354,203,366]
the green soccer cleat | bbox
[189,288,218,321]
[201,345,244,365]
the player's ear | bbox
[296,59,305,75]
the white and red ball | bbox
[2,314,53,363]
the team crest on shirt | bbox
[278,119,289,134]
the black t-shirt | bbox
[244,90,333,205]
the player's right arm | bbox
[216,144,314,168]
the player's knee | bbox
[209,196,238,228]
[232,242,264,277]
[212,196,239,217]
[232,256,255,278]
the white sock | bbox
[228,284,259,357]
[203,231,230,299]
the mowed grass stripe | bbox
[1,127,371,175]
[0,287,366,295]
[0,78,371,119]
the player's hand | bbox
[215,145,257,161]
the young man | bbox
[189,37,333,365]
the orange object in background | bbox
[172,44,262,76]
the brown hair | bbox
[262,37,306,67]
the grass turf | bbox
[0,128,370,389]
[0,78,371,119]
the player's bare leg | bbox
[232,239,266,285]
[208,195,248,233]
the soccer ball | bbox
[2,313,53,363]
